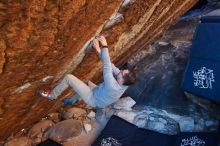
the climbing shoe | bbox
[62,98,77,105]
[37,89,55,100]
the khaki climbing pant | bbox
[52,74,96,107]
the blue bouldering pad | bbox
[131,128,176,146]
[181,58,220,103]
[37,139,62,146]
[201,16,220,23]
[190,23,220,61]
[92,115,220,146]
[175,132,219,146]
[181,15,220,103]
[92,116,137,146]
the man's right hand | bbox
[92,39,101,54]
[98,35,108,46]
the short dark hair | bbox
[123,69,136,86]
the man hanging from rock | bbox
[38,36,136,108]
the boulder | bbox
[83,123,92,134]
[116,110,138,123]
[43,119,83,143]
[62,120,102,146]
[87,111,96,119]
[133,111,180,135]
[28,120,54,138]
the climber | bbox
[38,36,136,108]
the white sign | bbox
[101,137,122,146]
[181,136,205,146]
[193,67,215,89]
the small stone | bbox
[61,107,86,120]
[84,123,92,133]
[179,117,194,132]
[149,117,154,121]
[153,122,165,130]
[205,120,215,127]
[159,118,167,124]
[87,111,96,119]
[41,76,53,82]
[121,0,135,8]
[47,112,60,123]
[158,41,169,46]
[14,83,31,93]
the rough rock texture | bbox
[112,96,136,111]
[184,92,220,114]
[61,107,87,120]
[62,120,102,146]
[43,119,83,143]
[4,136,31,146]
[0,0,198,140]
[134,111,181,135]
[95,106,219,136]
[28,120,54,138]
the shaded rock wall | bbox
[0,0,197,140]
[125,14,220,117]
[124,18,197,110]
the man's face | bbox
[117,69,129,84]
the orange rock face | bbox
[0,0,197,140]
